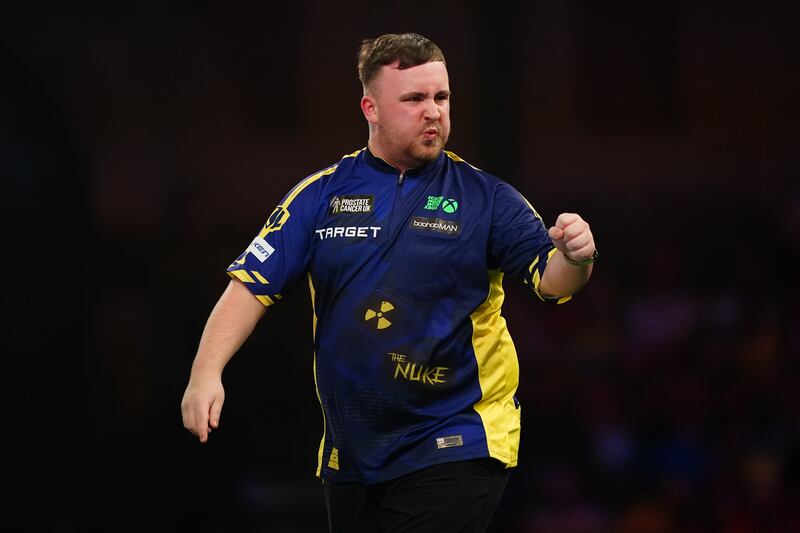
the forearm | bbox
[538,251,593,298]
[190,279,267,378]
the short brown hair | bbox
[357,33,446,90]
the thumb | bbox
[209,395,224,429]
[548,226,564,241]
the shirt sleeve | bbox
[488,182,571,304]
[226,173,323,307]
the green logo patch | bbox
[424,196,444,210]
[424,195,459,213]
[442,199,458,213]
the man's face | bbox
[364,60,451,170]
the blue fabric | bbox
[227,148,557,484]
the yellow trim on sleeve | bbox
[251,271,269,284]
[255,294,275,307]
[531,248,573,304]
[230,269,255,283]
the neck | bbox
[367,140,409,173]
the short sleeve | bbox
[226,173,323,307]
[488,183,571,304]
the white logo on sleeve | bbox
[247,236,275,262]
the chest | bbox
[309,175,489,297]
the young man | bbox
[181,32,596,532]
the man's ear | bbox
[361,95,378,124]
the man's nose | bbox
[423,99,441,120]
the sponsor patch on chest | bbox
[329,194,374,215]
[409,215,461,236]
[315,226,382,240]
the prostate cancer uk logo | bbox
[330,194,374,215]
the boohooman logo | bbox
[408,216,461,236]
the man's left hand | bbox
[547,212,595,262]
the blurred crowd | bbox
[492,192,800,533]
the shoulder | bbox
[283,148,365,203]
[302,148,364,185]
[443,150,542,218]
[443,150,514,204]
[443,150,506,188]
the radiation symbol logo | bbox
[441,199,458,213]
[364,300,394,330]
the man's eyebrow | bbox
[399,91,427,99]
[399,90,451,99]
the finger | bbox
[196,410,210,442]
[548,226,564,241]
[565,233,592,253]
[187,405,210,443]
[555,213,580,229]
[209,396,224,429]
[182,407,197,435]
[561,221,590,241]
[185,420,209,443]
[566,242,596,262]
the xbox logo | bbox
[441,199,458,213]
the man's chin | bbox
[413,142,445,163]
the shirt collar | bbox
[363,146,446,177]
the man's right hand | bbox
[181,375,225,443]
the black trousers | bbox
[323,458,511,533]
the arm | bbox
[181,279,267,443]
[538,212,596,298]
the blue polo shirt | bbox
[227,147,570,484]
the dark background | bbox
[3,2,798,532]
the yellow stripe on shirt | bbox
[470,269,521,467]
